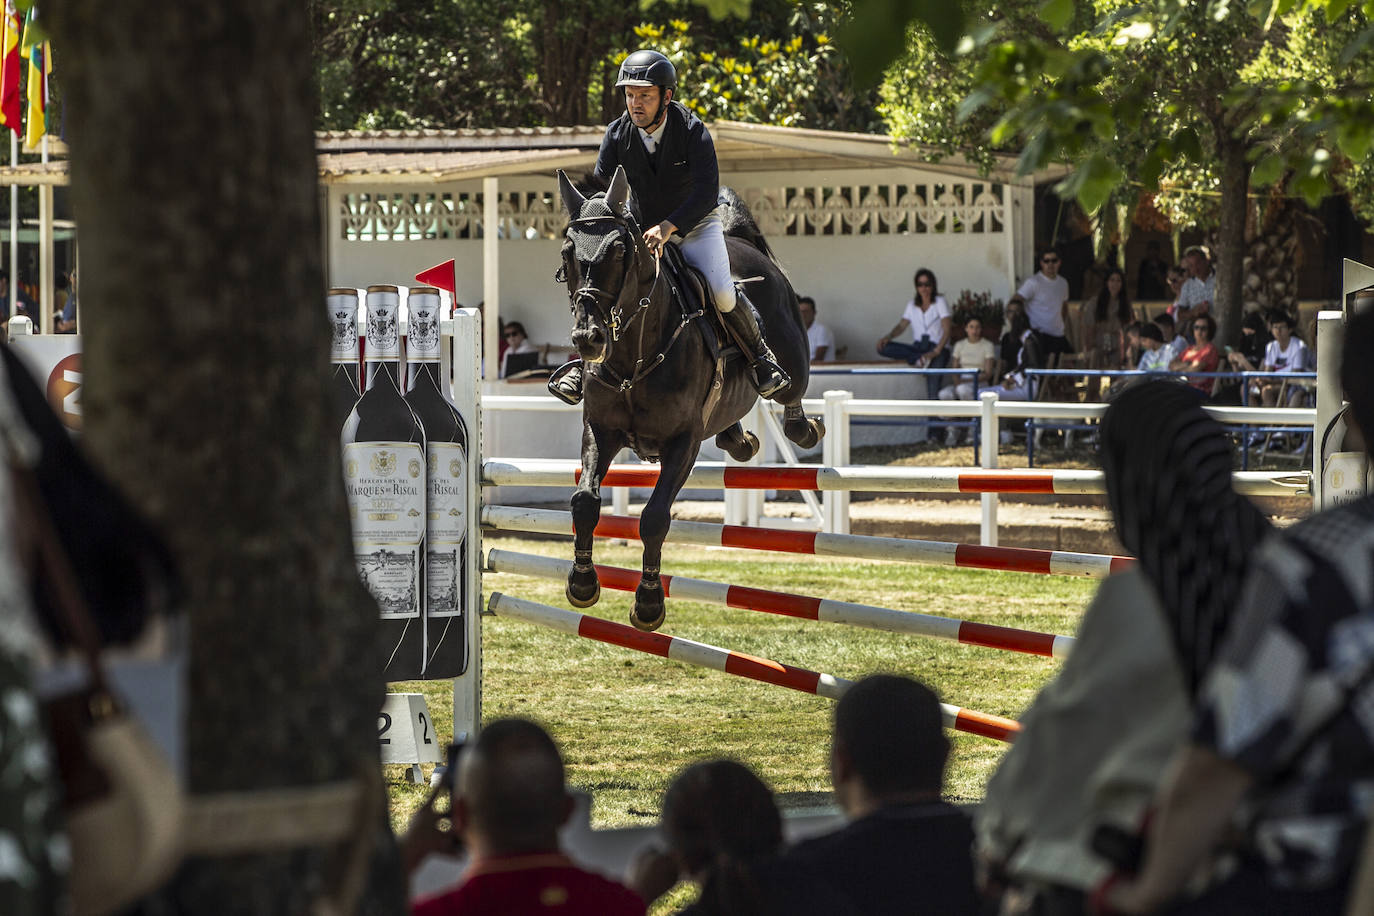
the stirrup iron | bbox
[547,361,584,405]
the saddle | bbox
[661,242,740,366]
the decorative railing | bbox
[337,181,1007,241]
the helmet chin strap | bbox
[647,88,672,133]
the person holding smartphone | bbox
[402,719,646,916]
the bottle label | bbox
[425,442,466,617]
[344,442,425,619]
[365,293,401,359]
[328,294,359,363]
[407,294,442,362]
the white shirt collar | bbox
[638,126,659,152]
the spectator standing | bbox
[977,381,1271,913]
[1136,240,1169,301]
[1007,249,1073,360]
[1081,267,1133,401]
[1253,311,1310,407]
[406,718,646,916]
[938,316,996,446]
[498,321,537,378]
[797,296,834,363]
[1174,246,1215,339]
[1170,314,1220,397]
[627,759,858,916]
[1106,308,1374,914]
[780,675,980,916]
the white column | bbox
[1002,184,1016,296]
[9,132,16,326]
[822,390,851,535]
[980,390,1000,546]
[482,176,501,382]
[449,307,484,741]
[39,134,52,334]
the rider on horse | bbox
[548,48,791,406]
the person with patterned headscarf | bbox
[975,381,1271,914]
[1107,309,1374,914]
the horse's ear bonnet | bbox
[562,166,638,264]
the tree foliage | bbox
[310,0,877,131]
[867,0,1374,339]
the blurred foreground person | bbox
[1108,309,1374,913]
[976,380,1271,914]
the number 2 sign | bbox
[377,693,442,766]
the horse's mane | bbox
[716,187,781,267]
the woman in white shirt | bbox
[875,268,952,403]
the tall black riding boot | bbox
[724,292,790,400]
[547,361,584,405]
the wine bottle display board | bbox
[404,287,470,678]
[342,285,427,680]
[327,288,361,429]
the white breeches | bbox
[677,210,737,312]
[939,382,977,401]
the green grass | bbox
[388,535,1093,841]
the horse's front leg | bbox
[631,431,701,632]
[567,422,625,608]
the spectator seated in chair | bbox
[938,316,997,446]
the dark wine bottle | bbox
[403,287,470,678]
[327,288,360,428]
[342,284,427,681]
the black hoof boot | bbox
[784,405,826,448]
[631,579,666,632]
[566,564,600,608]
[716,424,760,462]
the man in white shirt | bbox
[1174,246,1215,340]
[798,296,835,363]
[1254,311,1310,407]
[1008,249,1072,359]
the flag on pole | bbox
[0,2,19,136]
[20,8,47,148]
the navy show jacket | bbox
[593,100,719,236]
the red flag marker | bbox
[414,259,456,294]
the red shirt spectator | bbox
[1170,314,1220,395]
[413,852,644,916]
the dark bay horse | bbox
[556,166,824,631]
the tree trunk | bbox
[1213,137,1251,346]
[46,0,405,912]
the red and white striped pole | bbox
[486,592,1020,743]
[481,459,1309,498]
[481,505,1132,579]
[486,549,1075,658]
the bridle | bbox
[557,209,700,397]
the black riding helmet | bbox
[615,49,677,90]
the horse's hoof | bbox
[630,603,666,632]
[727,431,759,462]
[785,417,825,449]
[631,580,666,631]
[566,570,601,608]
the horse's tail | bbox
[717,187,784,271]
